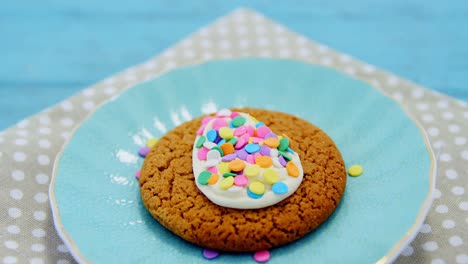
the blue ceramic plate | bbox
[50,59,435,264]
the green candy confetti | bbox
[196,136,206,148]
[198,171,212,185]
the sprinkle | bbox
[219,127,234,139]
[212,118,228,130]
[263,138,279,148]
[221,153,237,162]
[207,167,218,174]
[286,162,300,177]
[205,159,220,167]
[135,170,140,179]
[348,165,363,177]
[138,146,151,157]
[247,188,263,199]
[286,147,295,154]
[251,137,263,144]
[256,126,271,138]
[245,144,261,154]
[236,149,249,160]
[228,137,238,145]
[249,181,265,195]
[234,175,248,186]
[196,125,205,135]
[220,143,235,155]
[263,169,279,184]
[235,137,248,149]
[234,126,247,137]
[202,116,214,125]
[245,125,255,137]
[203,141,217,150]
[253,250,270,263]
[278,155,287,167]
[219,176,234,190]
[231,116,246,127]
[146,138,159,147]
[246,155,255,164]
[208,173,219,185]
[207,149,221,160]
[216,109,231,117]
[211,146,224,156]
[229,159,246,172]
[217,139,226,146]
[279,151,292,161]
[270,149,279,157]
[272,157,283,168]
[255,156,273,168]
[218,162,230,174]
[207,129,217,142]
[260,145,271,156]
[272,182,288,194]
[264,132,277,139]
[255,122,265,128]
[230,112,240,118]
[223,172,237,178]
[203,249,219,260]
[197,147,209,160]
[198,171,212,185]
[244,164,260,177]
[278,138,290,151]
[196,136,206,148]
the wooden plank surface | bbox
[1,0,467,130]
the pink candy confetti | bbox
[202,249,219,259]
[253,250,270,263]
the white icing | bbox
[192,110,304,209]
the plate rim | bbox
[49,58,437,264]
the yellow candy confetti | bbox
[244,165,260,177]
[249,181,265,195]
[218,162,230,175]
[348,165,363,177]
[219,127,234,140]
[263,169,279,184]
[219,176,234,190]
[146,138,159,148]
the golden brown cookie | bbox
[139,108,346,252]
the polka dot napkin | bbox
[1,8,467,264]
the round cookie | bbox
[139,108,346,252]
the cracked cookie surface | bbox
[139,108,346,252]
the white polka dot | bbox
[57,260,70,264]
[387,75,399,86]
[235,25,247,35]
[104,86,117,95]
[456,254,468,264]
[201,39,212,48]
[38,139,51,149]
[6,225,20,234]
[38,127,51,135]
[183,49,195,58]
[255,25,266,34]
[35,173,49,184]
[238,39,249,49]
[32,228,46,238]
[0,136,4,143]
[449,124,460,133]
[39,115,51,125]
[60,118,74,127]
[362,64,376,73]
[8,208,22,218]
[14,138,27,146]
[298,47,311,56]
[33,211,46,221]
[433,140,445,149]
[442,219,455,229]
[428,127,439,137]
[464,111,468,119]
[181,39,193,47]
[219,39,231,49]
[437,100,449,109]
[256,37,269,47]
[449,235,463,247]
[4,240,18,250]
[11,170,25,181]
[57,244,69,253]
[162,49,175,58]
[37,155,50,166]
[446,169,458,180]
[3,256,17,264]
[433,189,441,199]
[344,66,356,75]
[29,258,44,264]
[392,92,403,101]
[10,189,23,200]
[13,152,26,162]
[16,129,28,136]
[419,223,432,233]
[274,25,286,33]
[432,259,446,264]
[455,137,466,145]
[259,50,271,57]
[422,241,438,251]
[452,186,465,195]
[34,192,48,203]
[416,103,429,111]
[459,201,468,211]
[202,52,213,60]
[401,245,413,256]
[442,111,454,120]
[60,101,73,111]
[164,61,177,70]
[436,204,448,213]
[422,114,434,122]
[279,49,291,57]
[124,73,137,82]
[440,153,452,162]
[411,89,424,98]
[82,88,95,97]
[61,132,70,141]
[17,119,29,128]
[296,36,308,45]
[82,101,95,110]
[31,243,45,252]
[461,150,468,160]
[320,57,332,65]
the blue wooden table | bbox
[1,0,467,130]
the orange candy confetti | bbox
[286,162,300,177]
[208,173,219,185]
[220,143,235,155]
[229,159,246,172]
[255,156,273,168]
[263,138,280,148]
